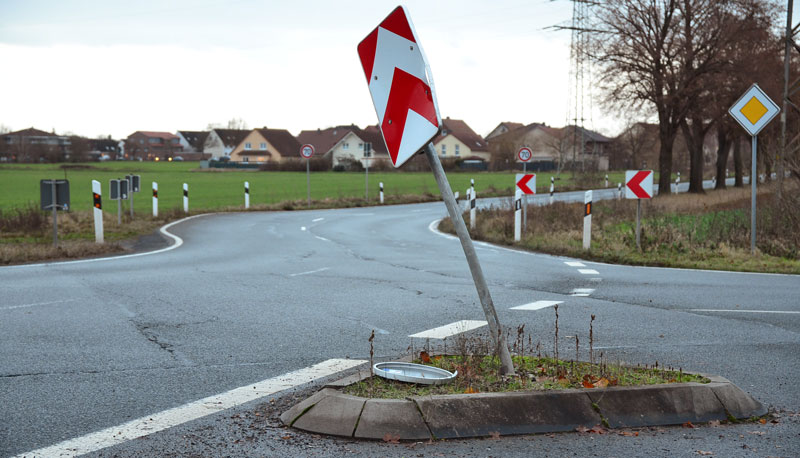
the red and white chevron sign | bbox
[358,6,441,168]
[625,170,654,199]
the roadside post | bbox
[583,190,592,249]
[549,176,554,204]
[244,181,250,209]
[301,144,314,207]
[183,183,189,213]
[514,189,522,242]
[728,83,780,254]
[125,174,140,219]
[674,175,680,193]
[604,174,608,188]
[617,182,622,200]
[379,182,384,204]
[40,179,70,247]
[469,179,476,230]
[364,142,372,201]
[518,147,532,231]
[625,170,654,250]
[152,182,158,217]
[92,180,103,243]
[358,5,514,374]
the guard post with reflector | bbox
[469,179,476,230]
[379,182,384,204]
[728,83,780,254]
[583,190,592,250]
[514,189,522,242]
[152,182,158,217]
[92,180,103,243]
[183,183,189,213]
[244,181,250,209]
[549,177,554,204]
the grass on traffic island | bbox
[439,183,800,274]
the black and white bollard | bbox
[617,182,622,200]
[92,180,103,243]
[183,183,189,213]
[469,181,476,230]
[152,182,158,217]
[583,190,592,250]
[379,182,384,204]
[549,176,554,205]
[244,181,250,209]
[514,189,522,242]
[674,175,680,193]
[604,174,608,188]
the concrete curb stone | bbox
[354,399,432,440]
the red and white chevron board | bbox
[358,6,441,168]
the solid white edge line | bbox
[14,358,366,458]
[427,219,799,277]
[312,217,324,222]
[288,267,330,277]
[1,299,75,311]
[1,214,209,269]
[409,320,487,339]
[690,309,800,314]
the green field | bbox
[0,162,631,214]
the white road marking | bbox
[312,217,324,222]
[289,267,330,277]
[1,214,208,269]
[511,300,563,311]
[1,299,75,311]
[14,358,366,458]
[589,278,603,282]
[564,261,585,267]
[578,269,600,275]
[690,309,800,315]
[570,288,595,297]
[300,226,307,231]
[315,236,330,242]
[409,320,487,339]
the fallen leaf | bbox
[382,433,401,444]
[419,351,431,363]
[589,425,607,434]
[464,386,479,394]
[582,380,595,389]
[618,431,638,437]
[575,426,590,433]
[593,377,610,388]
[488,431,501,440]
[433,355,442,361]
[281,435,292,440]
[759,418,767,424]
[696,451,713,456]
[683,421,695,429]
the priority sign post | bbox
[301,144,314,207]
[728,83,780,254]
[625,170,654,250]
[358,6,514,375]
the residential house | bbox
[432,118,490,162]
[229,127,301,163]
[0,128,71,162]
[485,122,525,140]
[296,124,389,169]
[125,131,183,161]
[203,129,250,159]
[177,131,210,160]
[87,138,121,161]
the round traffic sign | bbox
[517,147,532,162]
[300,144,315,159]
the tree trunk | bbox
[715,128,730,190]
[657,121,677,195]
[733,135,744,187]
[681,118,707,194]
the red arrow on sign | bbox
[627,171,652,198]
[516,174,535,194]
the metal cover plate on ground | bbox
[373,362,456,385]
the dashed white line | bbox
[289,267,330,277]
[312,218,324,222]
[510,300,563,311]
[1,299,75,311]
[564,261,586,267]
[570,288,595,297]
[409,320,487,339]
[315,236,330,242]
[690,309,800,314]
[578,269,600,275]
[14,358,366,458]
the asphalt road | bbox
[2,180,798,457]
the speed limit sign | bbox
[517,147,532,162]
[301,144,315,159]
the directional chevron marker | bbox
[358,6,441,167]
[516,173,536,195]
[625,170,653,199]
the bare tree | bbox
[226,118,249,130]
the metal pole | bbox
[751,135,758,254]
[117,198,122,225]
[129,184,134,219]
[636,198,642,251]
[424,143,514,375]
[365,155,369,201]
[51,180,58,247]
[306,159,311,207]
[522,163,527,233]
[779,0,793,198]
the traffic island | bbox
[280,373,766,440]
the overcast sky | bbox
[1,0,624,139]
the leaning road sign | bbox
[625,170,653,199]
[357,5,441,167]
[516,173,536,195]
[728,84,780,137]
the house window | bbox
[455,144,460,156]
[148,138,159,144]
[343,142,349,150]
[245,143,251,150]
[243,157,249,163]
[259,142,266,150]
[441,144,446,155]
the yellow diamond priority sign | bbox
[729,84,780,136]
